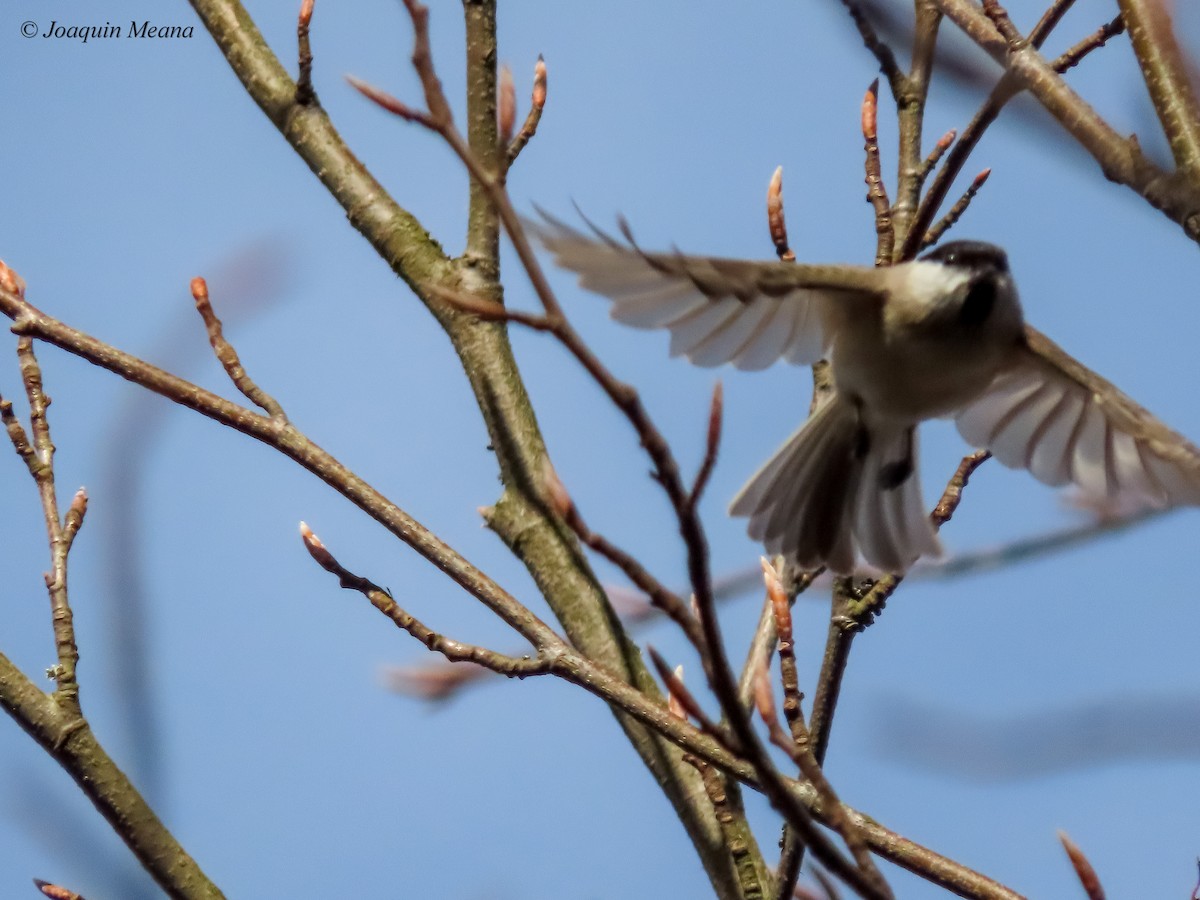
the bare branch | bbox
[906,9,1124,261]
[300,523,551,677]
[935,0,1200,247]
[295,0,315,105]
[1118,0,1200,179]
[506,56,547,169]
[836,0,904,95]
[540,460,703,648]
[918,129,957,185]
[891,0,943,253]
[750,654,885,899]
[648,647,734,748]
[191,277,286,420]
[0,284,559,652]
[861,80,895,266]
[1055,15,1126,74]
[737,565,820,712]
[12,337,83,711]
[688,382,724,508]
[922,168,992,249]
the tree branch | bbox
[1117,0,1200,179]
[935,0,1200,246]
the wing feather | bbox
[529,213,883,369]
[955,327,1200,509]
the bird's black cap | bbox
[920,240,1009,273]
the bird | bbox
[531,212,1200,574]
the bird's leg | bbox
[878,428,915,489]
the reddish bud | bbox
[64,487,89,537]
[752,659,777,724]
[648,645,704,724]
[540,457,573,520]
[861,79,879,143]
[299,520,337,571]
[761,556,792,641]
[532,55,547,110]
[767,166,795,261]
[498,64,516,145]
[299,520,322,549]
[1058,831,1105,900]
[667,665,687,720]
[0,260,27,297]
[345,75,423,123]
[383,662,489,701]
[189,277,209,304]
[33,881,82,900]
[299,0,314,27]
[706,381,723,453]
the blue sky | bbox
[2,1,1199,897]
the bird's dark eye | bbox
[959,277,997,326]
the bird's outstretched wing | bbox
[530,212,884,370]
[956,326,1200,506]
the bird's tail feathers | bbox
[729,396,940,573]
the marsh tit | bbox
[532,214,1200,574]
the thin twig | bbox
[808,580,858,768]
[295,0,315,105]
[935,0,1200,245]
[760,564,884,898]
[688,382,723,508]
[0,288,221,899]
[891,0,942,254]
[861,80,895,267]
[751,660,884,898]
[906,7,1123,260]
[0,395,34,468]
[428,284,553,330]
[918,129,956,185]
[922,168,991,249]
[505,55,547,169]
[836,0,904,95]
[812,867,844,900]
[763,559,804,740]
[1028,0,1079,47]
[648,647,736,749]
[300,523,551,676]
[190,277,287,420]
[1055,15,1125,75]
[737,565,819,712]
[809,450,990,770]
[540,459,704,648]
[15,337,82,711]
